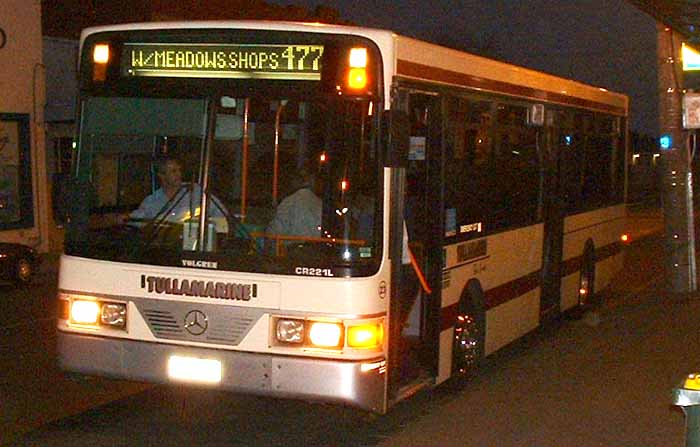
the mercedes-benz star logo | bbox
[184,310,208,336]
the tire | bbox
[452,298,485,377]
[571,246,595,320]
[14,257,33,285]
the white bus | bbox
[57,21,628,413]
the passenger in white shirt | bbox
[266,167,322,243]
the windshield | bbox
[66,94,382,277]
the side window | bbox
[0,114,34,230]
[491,104,540,229]
[611,118,626,204]
[444,96,494,239]
[560,111,586,214]
[581,115,614,208]
[560,112,623,213]
[405,94,432,241]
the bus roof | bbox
[395,35,628,116]
[80,20,627,115]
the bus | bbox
[57,20,628,413]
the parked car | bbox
[0,243,38,285]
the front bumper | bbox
[57,331,386,412]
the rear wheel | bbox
[452,302,484,377]
[571,248,595,319]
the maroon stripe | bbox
[441,302,460,333]
[562,255,583,278]
[396,60,626,116]
[484,271,541,310]
[438,240,623,331]
[596,241,622,262]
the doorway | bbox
[388,90,443,398]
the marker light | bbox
[347,323,383,348]
[340,179,349,191]
[309,322,343,347]
[348,68,367,90]
[319,152,327,163]
[93,43,110,81]
[71,300,100,325]
[349,48,368,68]
[93,44,110,64]
[621,233,630,243]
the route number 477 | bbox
[281,45,324,71]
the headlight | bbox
[308,322,343,348]
[272,316,384,350]
[70,300,100,325]
[101,302,127,328]
[66,296,127,330]
[276,319,304,344]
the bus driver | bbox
[130,156,226,223]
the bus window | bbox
[491,103,539,229]
[0,114,34,230]
[444,97,494,239]
[69,94,381,276]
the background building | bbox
[0,0,50,251]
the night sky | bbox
[271,0,659,136]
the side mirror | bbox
[384,109,410,167]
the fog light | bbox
[309,322,343,347]
[71,300,100,325]
[101,302,126,328]
[276,319,304,344]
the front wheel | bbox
[452,304,484,377]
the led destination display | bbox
[122,43,324,80]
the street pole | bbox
[658,24,697,293]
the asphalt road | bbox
[5,235,699,446]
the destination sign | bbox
[122,43,324,80]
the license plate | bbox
[167,355,222,384]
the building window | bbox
[0,114,33,230]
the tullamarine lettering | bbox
[141,275,255,301]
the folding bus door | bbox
[388,89,443,402]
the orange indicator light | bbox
[347,68,367,90]
[621,234,630,243]
[340,179,349,191]
[348,324,383,348]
